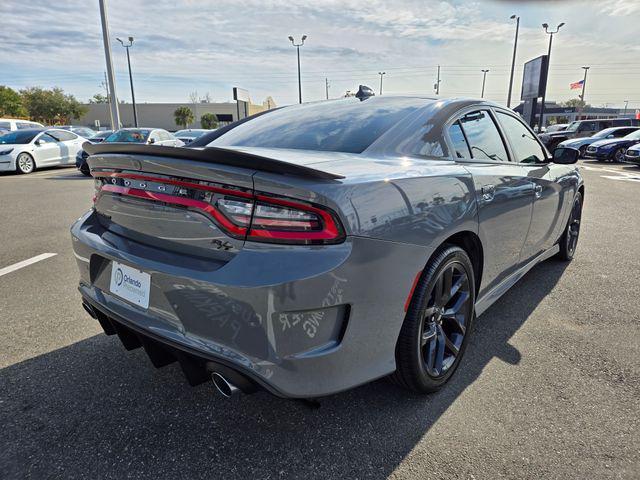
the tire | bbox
[16,153,35,174]
[556,192,583,261]
[579,145,587,158]
[613,147,626,163]
[391,245,476,393]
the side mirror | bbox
[148,138,155,144]
[35,139,43,146]
[552,147,579,164]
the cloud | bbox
[0,0,638,108]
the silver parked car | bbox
[72,94,583,399]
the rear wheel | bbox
[16,153,35,174]
[392,245,475,393]
[80,162,91,176]
[556,192,583,261]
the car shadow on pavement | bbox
[0,261,568,479]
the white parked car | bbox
[0,118,44,135]
[0,128,85,174]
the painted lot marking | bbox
[0,253,58,277]
[581,165,640,183]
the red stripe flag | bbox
[570,80,584,90]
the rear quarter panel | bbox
[253,158,478,249]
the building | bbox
[73,97,276,131]
[514,101,636,127]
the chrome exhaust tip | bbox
[211,372,240,397]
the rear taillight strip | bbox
[93,172,253,198]
[95,173,345,244]
[100,184,247,236]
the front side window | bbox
[458,111,509,162]
[497,112,546,164]
[37,133,58,144]
[448,121,471,159]
[616,128,639,137]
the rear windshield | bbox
[105,129,150,143]
[208,97,425,154]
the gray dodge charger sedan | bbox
[72,93,583,399]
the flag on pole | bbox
[570,80,584,90]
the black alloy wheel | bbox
[420,262,471,378]
[613,147,626,163]
[392,245,475,393]
[556,191,583,261]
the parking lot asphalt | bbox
[0,161,639,479]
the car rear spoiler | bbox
[83,142,345,180]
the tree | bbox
[20,87,87,124]
[0,85,27,117]
[562,98,590,109]
[200,113,218,129]
[89,93,109,104]
[188,91,199,104]
[174,106,194,128]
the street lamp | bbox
[116,36,138,127]
[579,66,590,118]
[539,22,565,128]
[378,72,386,95]
[507,15,520,108]
[623,100,629,116]
[481,69,489,98]
[288,35,307,104]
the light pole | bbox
[288,35,307,104]
[539,22,565,129]
[116,36,138,127]
[378,72,386,95]
[434,65,441,95]
[578,66,590,118]
[481,69,489,98]
[623,100,629,116]
[98,0,120,128]
[507,14,520,108]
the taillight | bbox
[93,172,345,245]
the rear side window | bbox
[448,121,471,159]
[0,121,11,129]
[208,97,424,154]
[496,112,546,164]
[49,130,77,141]
[459,111,509,162]
[17,122,33,130]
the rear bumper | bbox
[71,209,430,398]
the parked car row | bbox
[539,118,640,152]
[75,128,204,175]
[0,124,213,175]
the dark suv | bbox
[540,118,640,151]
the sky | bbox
[1,0,639,109]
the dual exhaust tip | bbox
[211,372,240,397]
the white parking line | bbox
[0,253,58,277]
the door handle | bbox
[534,184,543,198]
[481,184,495,201]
